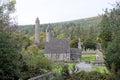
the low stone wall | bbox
[90,60,105,66]
[82,50,96,54]
[85,60,105,66]
[28,72,54,80]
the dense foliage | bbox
[83,38,97,50]
[0,0,54,79]
[0,0,21,79]
[99,2,120,79]
[0,31,21,80]
[70,71,114,80]
[20,50,53,79]
[54,66,114,80]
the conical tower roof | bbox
[46,25,50,32]
[35,17,40,24]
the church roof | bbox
[45,38,70,53]
[70,48,82,55]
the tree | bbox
[0,0,21,79]
[99,2,120,78]
[70,36,78,48]
[83,38,96,50]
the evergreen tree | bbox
[99,2,120,78]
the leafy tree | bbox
[0,0,21,79]
[57,33,65,38]
[99,2,120,78]
[83,38,96,50]
[70,36,78,48]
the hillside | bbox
[17,16,102,42]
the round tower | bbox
[34,17,40,45]
[46,25,51,42]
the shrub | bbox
[0,31,21,80]
[27,44,39,53]
[20,50,53,79]
[70,71,115,80]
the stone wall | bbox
[44,53,70,61]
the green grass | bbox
[92,66,109,73]
[39,49,44,53]
[81,54,96,61]
[53,63,75,73]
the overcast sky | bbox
[15,0,116,25]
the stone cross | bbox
[78,38,82,50]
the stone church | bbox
[44,26,82,62]
[34,17,82,62]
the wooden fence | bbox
[28,72,54,80]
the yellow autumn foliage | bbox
[27,44,38,53]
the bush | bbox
[0,31,21,80]
[27,44,39,53]
[61,65,71,80]
[53,65,115,80]
[20,50,53,79]
[70,71,115,80]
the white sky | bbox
[15,0,116,25]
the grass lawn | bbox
[92,66,109,73]
[81,54,96,61]
[53,62,76,73]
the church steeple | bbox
[34,17,40,45]
[46,25,51,42]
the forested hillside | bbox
[17,16,102,48]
